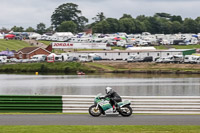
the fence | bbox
[0,95,200,114]
[62,95,200,114]
[0,95,62,113]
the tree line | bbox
[1,3,200,35]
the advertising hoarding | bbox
[52,42,107,49]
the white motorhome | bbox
[163,55,184,63]
[127,54,141,62]
[79,54,93,62]
[47,53,62,62]
[188,56,199,64]
[61,53,77,61]
[31,54,47,62]
[184,55,195,64]
[0,56,8,63]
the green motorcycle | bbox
[89,93,132,117]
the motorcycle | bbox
[89,93,132,117]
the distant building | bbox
[68,49,196,61]
[14,47,51,59]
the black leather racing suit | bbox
[104,91,122,108]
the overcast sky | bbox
[1,0,200,29]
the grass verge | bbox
[0,62,95,74]
[0,125,199,133]
[0,39,30,51]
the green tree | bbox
[159,18,172,34]
[183,18,198,33]
[11,26,24,32]
[51,3,88,31]
[92,12,106,22]
[36,23,46,34]
[106,18,119,33]
[119,18,135,34]
[170,15,183,23]
[57,21,77,33]
[171,21,182,33]
[154,13,171,19]
[92,20,109,34]
[120,14,133,19]
[25,27,35,32]
[134,20,146,33]
[136,15,147,22]
[0,27,9,33]
[46,26,54,33]
[143,19,152,32]
[195,17,200,33]
[147,17,161,34]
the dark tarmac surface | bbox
[0,114,200,125]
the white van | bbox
[184,55,195,64]
[79,54,93,62]
[0,56,8,63]
[189,56,200,64]
[162,55,184,63]
[31,55,47,62]
[127,55,141,62]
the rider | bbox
[102,87,122,112]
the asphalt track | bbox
[0,114,200,125]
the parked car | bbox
[30,54,47,62]
[21,59,31,63]
[184,55,194,64]
[155,57,165,63]
[127,55,140,62]
[9,58,19,62]
[138,56,153,62]
[79,54,93,62]
[0,56,8,63]
[66,56,79,62]
[188,56,200,64]
[162,55,184,63]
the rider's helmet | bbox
[105,87,113,94]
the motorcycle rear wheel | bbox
[89,105,102,117]
[119,105,132,117]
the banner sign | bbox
[52,42,107,49]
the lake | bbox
[0,74,200,96]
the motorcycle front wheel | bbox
[89,105,102,117]
[119,105,132,117]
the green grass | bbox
[155,44,200,50]
[87,62,116,71]
[38,41,52,46]
[111,46,126,50]
[0,125,199,133]
[0,39,30,51]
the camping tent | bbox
[29,33,41,39]
[5,34,15,39]
[0,50,15,57]
[0,33,4,39]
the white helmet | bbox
[105,87,112,94]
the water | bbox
[0,74,200,96]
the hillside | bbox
[0,39,31,51]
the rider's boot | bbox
[113,105,116,113]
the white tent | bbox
[52,32,74,41]
[0,33,4,39]
[29,33,41,39]
[126,47,156,51]
[52,32,74,38]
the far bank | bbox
[1,62,200,74]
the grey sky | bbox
[0,0,200,29]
